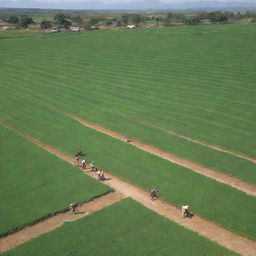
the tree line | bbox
[3,10,256,30]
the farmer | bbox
[150,188,158,200]
[123,135,131,143]
[89,161,97,172]
[181,205,190,218]
[74,150,82,157]
[81,159,86,170]
[69,202,78,214]
[74,156,80,167]
[98,170,106,181]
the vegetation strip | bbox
[2,121,256,256]
[64,113,256,197]
[0,124,112,237]
[1,25,255,159]
[0,193,124,253]
[1,199,238,256]
[133,118,256,164]
[1,87,255,185]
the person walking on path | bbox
[98,170,106,181]
[90,161,97,172]
[74,156,80,167]
[150,188,158,200]
[181,205,192,218]
[69,202,78,214]
[74,150,83,157]
[81,159,86,170]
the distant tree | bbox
[185,16,200,25]
[54,13,67,24]
[121,14,129,26]
[62,19,71,29]
[173,13,185,23]
[155,17,162,26]
[208,12,229,23]
[130,14,142,26]
[40,20,52,29]
[18,16,34,28]
[110,17,121,26]
[163,12,172,26]
[71,15,83,26]
[163,19,172,26]
[86,17,99,27]
[198,12,209,20]
[7,15,19,24]
[104,19,113,26]
[166,12,173,20]
[54,13,71,28]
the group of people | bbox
[150,188,192,218]
[74,151,107,181]
[72,151,192,218]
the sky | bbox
[10,0,255,2]
[3,0,256,9]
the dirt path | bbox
[0,193,123,253]
[2,122,256,256]
[133,119,256,164]
[66,114,256,197]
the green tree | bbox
[121,14,129,26]
[54,13,71,28]
[54,13,67,24]
[71,15,83,26]
[18,16,34,28]
[86,17,98,28]
[130,14,142,26]
[7,15,19,24]
[185,16,200,25]
[40,20,52,29]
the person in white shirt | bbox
[181,205,190,218]
[69,202,78,214]
[81,159,86,170]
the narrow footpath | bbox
[0,193,124,253]
[133,118,256,164]
[66,113,256,197]
[1,121,256,256]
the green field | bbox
[0,24,255,185]
[1,100,255,240]
[1,22,256,246]
[0,126,111,236]
[0,29,40,39]
[2,198,237,256]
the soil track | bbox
[133,119,256,164]
[66,113,256,197]
[0,193,123,253]
[1,121,256,256]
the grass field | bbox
[0,30,40,39]
[1,100,255,240]
[0,125,111,236]
[0,24,255,186]
[2,198,237,256]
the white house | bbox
[126,25,136,29]
[70,26,80,32]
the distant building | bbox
[89,26,99,30]
[200,19,211,25]
[49,28,60,33]
[2,26,16,30]
[69,26,80,32]
[126,25,136,29]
